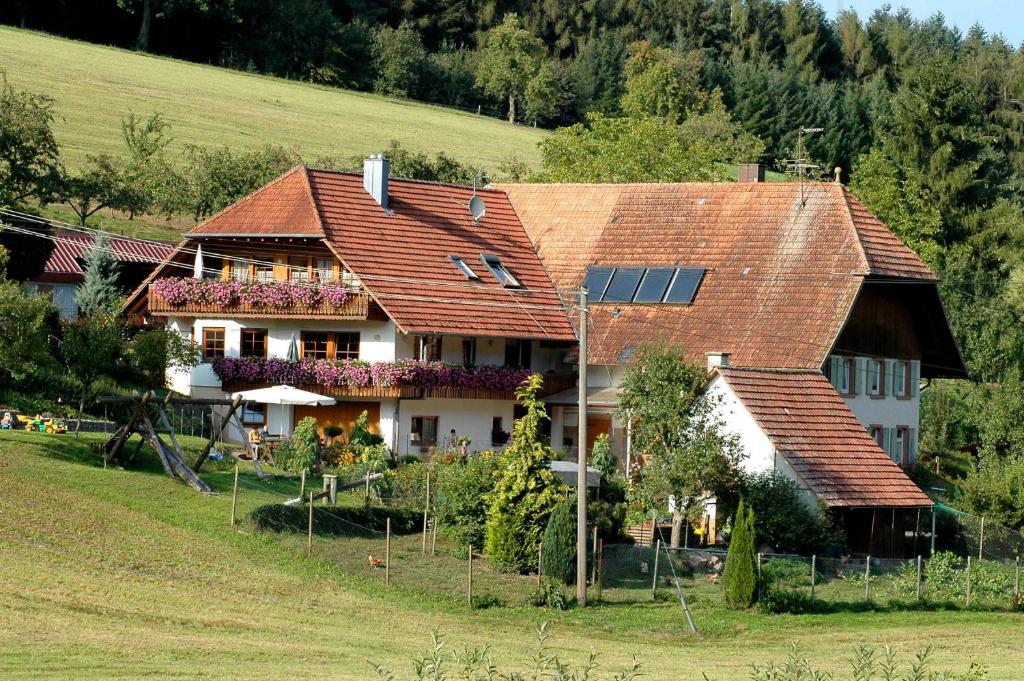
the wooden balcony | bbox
[147,286,371,320]
[223,381,419,399]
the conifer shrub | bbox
[541,497,577,584]
[722,499,758,608]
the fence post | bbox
[921,552,929,602]
[422,473,430,554]
[430,516,438,555]
[1015,556,1021,604]
[538,542,543,587]
[385,517,391,587]
[757,552,763,602]
[306,492,314,557]
[931,509,937,556]
[591,526,598,585]
[230,464,239,527]
[596,538,603,601]
[966,555,973,607]
[810,555,816,603]
[864,555,871,601]
[978,516,985,561]
[652,539,661,599]
[467,545,473,607]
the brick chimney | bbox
[363,154,389,209]
[738,163,765,183]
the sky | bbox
[827,1,1024,46]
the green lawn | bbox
[0,430,1021,679]
[0,27,546,172]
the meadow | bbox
[0,429,1020,679]
[0,27,546,171]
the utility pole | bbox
[576,286,589,606]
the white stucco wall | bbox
[394,398,514,458]
[706,376,818,510]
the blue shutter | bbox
[829,356,842,390]
[883,427,895,461]
[883,360,895,396]
[854,357,866,395]
[909,427,918,464]
[911,360,921,397]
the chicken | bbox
[368,555,384,569]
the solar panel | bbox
[633,267,674,303]
[663,267,705,304]
[603,268,644,302]
[582,267,614,299]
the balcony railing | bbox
[148,285,370,320]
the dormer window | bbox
[450,256,479,280]
[480,254,520,288]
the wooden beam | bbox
[103,391,152,463]
[193,395,243,473]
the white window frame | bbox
[836,358,852,395]
[894,360,910,398]
[868,359,883,396]
[894,426,909,465]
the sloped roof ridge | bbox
[189,165,322,236]
[834,183,872,275]
[307,165,497,192]
[717,366,822,375]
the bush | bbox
[722,499,757,608]
[278,416,320,474]
[730,472,843,554]
[590,433,616,478]
[249,504,421,537]
[541,497,576,584]
[434,452,502,550]
[383,462,429,509]
[529,580,570,610]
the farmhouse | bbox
[501,170,965,550]
[125,159,964,550]
[123,157,578,455]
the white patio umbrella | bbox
[193,244,204,279]
[231,384,336,436]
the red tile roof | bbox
[41,230,174,278]
[501,181,936,367]
[191,166,324,236]
[154,167,575,341]
[716,367,931,508]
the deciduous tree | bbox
[476,13,545,124]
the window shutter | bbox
[883,427,894,460]
[829,356,842,390]
[909,427,918,463]
[854,357,866,395]
[910,360,921,397]
[883,360,895,396]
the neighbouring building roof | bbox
[37,230,174,282]
[715,366,932,509]
[500,181,939,368]
[135,167,576,341]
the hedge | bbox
[249,504,422,537]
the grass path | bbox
[0,27,545,171]
[0,430,1020,679]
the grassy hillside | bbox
[1,430,1022,679]
[0,27,546,171]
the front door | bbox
[586,415,611,455]
[292,402,380,440]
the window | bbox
[315,258,336,282]
[869,425,884,447]
[34,283,54,299]
[202,327,225,360]
[289,256,310,282]
[341,269,361,289]
[254,259,274,282]
[834,357,854,395]
[894,360,911,398]
[335,332,360,360]
[230,258,249,282]
[450,256,480,280]
[415,335,442,362]
[240,328,268,358]
[504,339,532,369]
[480,254,520,288]
[491,416,509,446]
[411,416,438,447]
[868,359,883,396]
[462,338,477,367]
[302,331,331,360]
[241,403,266,426]
[894,426,910,466]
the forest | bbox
[3,0,1024,528]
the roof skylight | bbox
[480,254,520,288]
[450,256,479,280]
[583,265,706,305]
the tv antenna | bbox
[782,126,823,207]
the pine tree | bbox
[722,499,758,608]
[76,231,122,317]
[540,497,576,585]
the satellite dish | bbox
[469,194,486,222]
